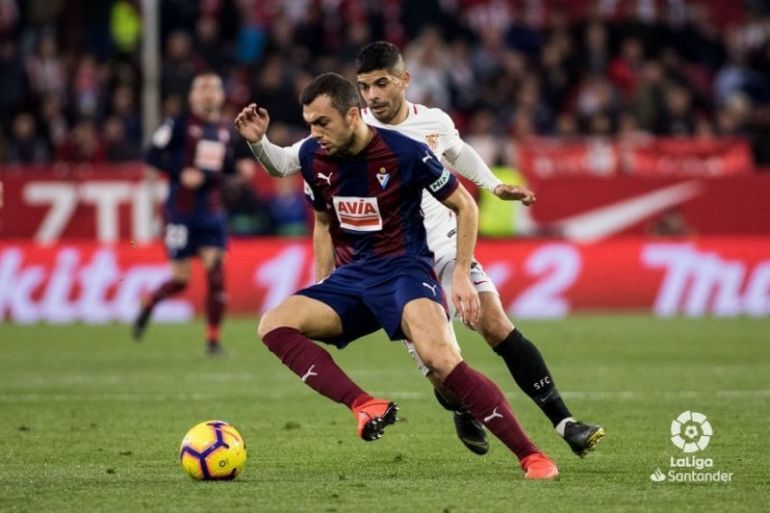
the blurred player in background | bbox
[240,42,604,457]
[238,72,559,479]
[133,71,247,355]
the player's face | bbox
[356,69,409,124]
[303,95,357,155]
[189,75,225,116]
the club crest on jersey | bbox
[425,134,439,152]
[376,167,390,189]
[332,196,382,232]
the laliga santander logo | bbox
[670,410,713,453]
[650,410,731,483]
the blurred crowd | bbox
[1,0,770,170]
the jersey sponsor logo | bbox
[333,196,382,232]
[429,168,451,193]
[194,140,226,171]
[376,167,390,189]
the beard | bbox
[335,130,358,156]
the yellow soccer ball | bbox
[179,420,247,480]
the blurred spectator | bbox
[38,93,69,151]
[25,35,66,103]
[0,40,25,131]
[103,115,139,161]
[57,120,106,164]
[268,174,308,237]
[7,113,49,163]
[405,26,451,110]
[109,84,141,149]
[71,55,105,119]
[161,31,198,99]
[222,175,272,236]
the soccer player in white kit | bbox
[238,41,604,458]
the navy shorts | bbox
[296,256,448,348]
[163,213,228,260]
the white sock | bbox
[555,417,577,437]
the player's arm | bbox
[312,211,335,282]
[234,103,302,177]
[440,185,481,326]
[419,147,481,326]
[437,109,535,205]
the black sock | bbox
[493,329,572,427]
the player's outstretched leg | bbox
[262,327,397,441]
[132,279,187,340]
[479,292,605,457]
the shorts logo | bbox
[333,196,382,232]
[429,168,451,193]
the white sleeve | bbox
[434,109,465,158]
[444,141,503,192]
[247,136,304,177]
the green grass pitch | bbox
[1,316,769,513]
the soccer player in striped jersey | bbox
[239,72,558,479]
[133,72,243,354]
[238,42,604,458]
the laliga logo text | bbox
[650,411,733,484]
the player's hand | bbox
[452,269,480,328]
[234,103,270,144]
[493,184,536,205]
[181,167,205,189]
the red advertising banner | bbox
[524,175,770,239]
[518,137,753,179]
[2,238,769,323]
[3,164,770,243]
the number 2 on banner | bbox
[513,244,580,318]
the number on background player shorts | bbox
[164,224,188,251]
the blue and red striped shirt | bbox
[144,113,236,220]
[300,126,459,268]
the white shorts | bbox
[404,255,499,376]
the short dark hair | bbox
[299,72,361,115]
[356,41,403,74]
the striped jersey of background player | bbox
[133,71,251,354]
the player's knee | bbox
[418,343,462,379]
[257,310,282,339]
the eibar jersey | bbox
[362,102,465,258]
[299,127,459,269]
[145,113,236,219]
